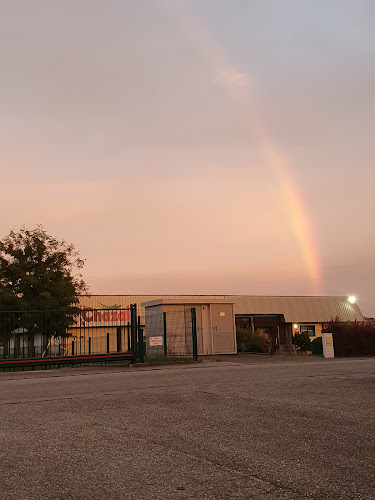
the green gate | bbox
[0,304,144,369]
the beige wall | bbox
[292,323,322,340]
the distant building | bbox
[1,295,364,359]
[78,295,364,355]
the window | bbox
[300,325,316,337]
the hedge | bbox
[323,319,375,357]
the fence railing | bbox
[0,306,144,369]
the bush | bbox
[311,337,323,355]
[292,332,312,351]
[323,318,375,356]
[236,327,270,353]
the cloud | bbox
[215,68,249,88]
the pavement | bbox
[0,355,374,499]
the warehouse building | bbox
[78,295,364,356]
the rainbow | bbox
[262,142,322,291]
[161,0,323,294]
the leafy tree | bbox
[0,226,88,343]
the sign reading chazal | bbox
[81,308,131,324]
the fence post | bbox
[126,321,130,351]
[163,311,167,356]
[137,315,144,363]
[130,305,134,361]
[116,327,122,352]
[130,304,137,364]
[191,308,198,361]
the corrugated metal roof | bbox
[79,295,364,323]
[230,296,363,322]
[141,298,235,307]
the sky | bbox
[0,0,374,315]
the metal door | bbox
[211,304,236,354]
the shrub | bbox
[323,318,375,356]
[292,332,312,351]
[311,337,323,355]
[236,327,270,353]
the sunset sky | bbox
[1,0,374,315]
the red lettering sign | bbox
[82,309,93,322]
[81,307,130,323]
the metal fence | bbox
[146,307,198,360]
[0,305,144,369]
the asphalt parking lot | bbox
[0,356,374,499]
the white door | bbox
[211,304,236,354]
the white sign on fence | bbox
[149,336,163,346]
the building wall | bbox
[292,323,323,340]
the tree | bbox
[0,226,88,344]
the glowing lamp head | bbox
[348,296,356,304]
[293,324,298,329]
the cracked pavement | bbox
[0,356,374,499]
